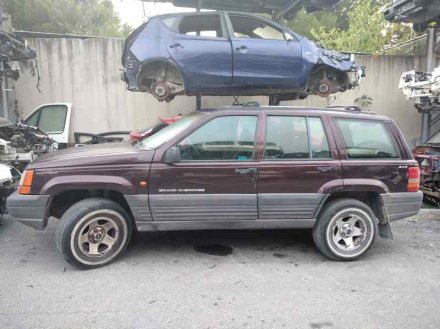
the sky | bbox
[111,0,195,28]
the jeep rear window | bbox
[335,118,399,159]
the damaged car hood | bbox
[297,34,356,72]
[29,142,155,169]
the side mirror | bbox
[163,146,181,164]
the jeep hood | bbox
[29,142,155,169]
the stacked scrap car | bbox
[383,0,440,31]
[399,66,440,113]
[122,11,364,102]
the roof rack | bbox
[326,106,362,112]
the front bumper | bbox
[381,191,423,222]
[6,191,51,230]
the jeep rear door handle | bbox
[235,167,257,174]
[317,166,336,172]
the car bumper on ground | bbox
[6,192,51,230]
[381,191,424,222]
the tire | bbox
[312,198,377,261]
[55,198,132,269]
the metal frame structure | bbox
[421,28,440,142]
[141,0,338,19]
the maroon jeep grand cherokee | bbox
[7,106,423,269]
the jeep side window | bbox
[264,116,331,160]
[177,116,257,161]
[308,117,331,159]
[265,116,309,159]
[335,118,399,159]
[162,15,224,38]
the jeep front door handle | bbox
[235,168,257,175]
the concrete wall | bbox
[14,36,425,145]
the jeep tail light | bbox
[407,167,420,192]
[18,170,34,195]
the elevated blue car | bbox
[122,11,364,102]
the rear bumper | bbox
[6,191,51,230]
[381,191,423,222]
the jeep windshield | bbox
[139,111,205,149]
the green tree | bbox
[287,7,343,40]
[287,0,414,53]
[2,0,133,37]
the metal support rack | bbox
[421,28,440,142]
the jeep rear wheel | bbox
[312,199,377,261]
[55,198,132,269]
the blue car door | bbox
[164,13,233,93]
[227,14,302,88]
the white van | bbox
[23,103,72,149]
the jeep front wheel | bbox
[312,199,377,261]
[55,198,132,269]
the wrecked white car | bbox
[0,117,56,216]
[399,66,440,113]
[0,117,56,172]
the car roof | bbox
[196,106,391,121]
[150,10,278,22]
[148,10,297,39]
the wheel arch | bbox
[306,63,350,90]
[137,58,186,89]
[316,190,385,224]
[48,189,135,223]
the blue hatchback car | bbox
[122,11,364,102]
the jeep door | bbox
[163,13,233,92]
[149,113,260,222]
[331,116,413,193]
[226,13,302,88]
[257,113,342,223]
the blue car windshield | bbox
[140,111,205,149]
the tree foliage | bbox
[2,0,132,37]
[287,0,414,53]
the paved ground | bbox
[0,212,439,329]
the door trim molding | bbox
[258,193,324,219]
[136,218,316,232]
[149,194,257,221]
